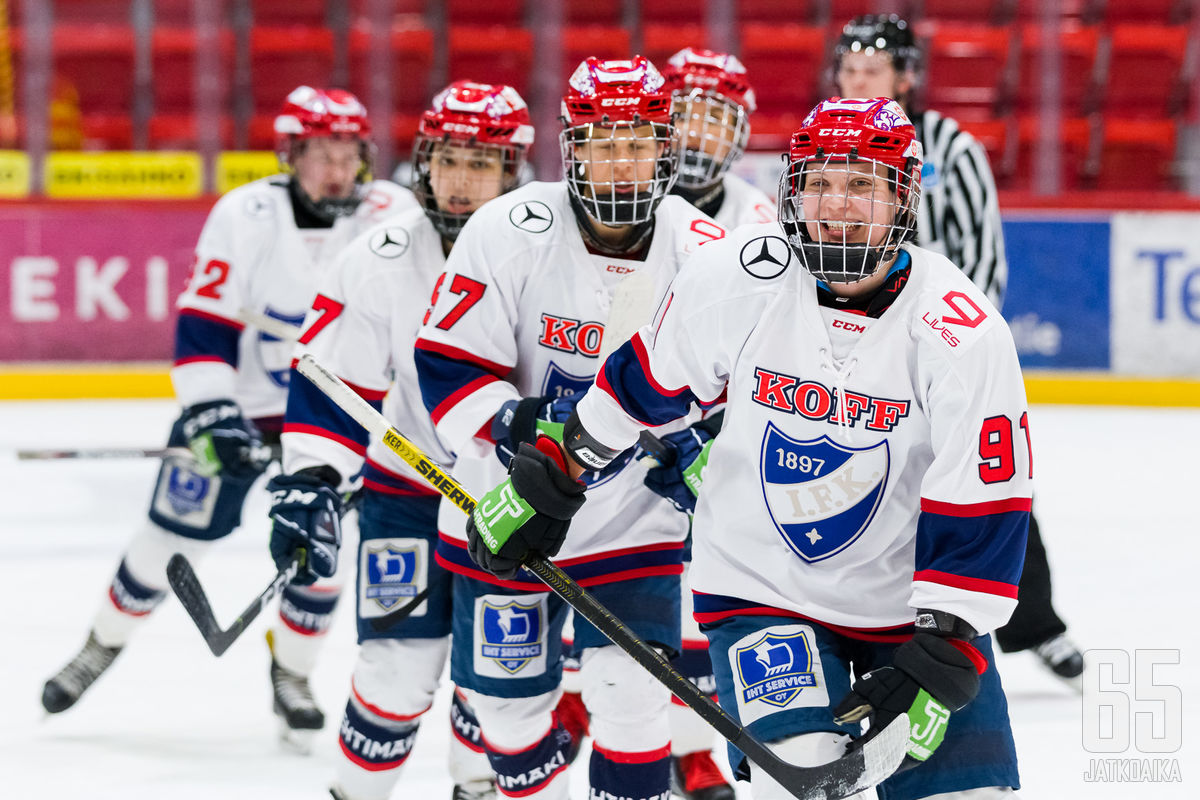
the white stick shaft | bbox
[238,308,300,342]
[295,355,390,440]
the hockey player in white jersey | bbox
[266,81,534,800]
[663,47,775,230]
[834,13,1084,685]
[414,57,727,800]
[467,98,1026,799]
[41,86,416,746]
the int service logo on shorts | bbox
[361,539,427,616]
[474,596,548,678]
[730,625,829,724]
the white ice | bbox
[1,400,1195,798]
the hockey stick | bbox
[168,485,361,656]
[16,446,189,461]
[597,270,656,364]
[167,553,300,657]
[238,307,302,342]
[368,587,432,632]
[295,353,909,800]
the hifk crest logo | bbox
[759,423,889,562]
[165,465,211,515]
[480,599,544,674]
[257,307,306,387]
[735,630,816,707]
[541,362,593,398]
[364,545,420,611]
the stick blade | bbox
[598,271,657,364]
[752,713,910,800]
[166,553,227,656]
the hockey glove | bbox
[642,411,723,515]
[467,436,586,580]
[492,393,586,469]
[832,621,987,767]
[179,399,271,480]
[267,467,343,586]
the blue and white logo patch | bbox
[152,459,218,527]
[729,625,828,724]
[541,361,593,398]
[760,423,889,562]
[473,595,547,678]
[256,306,306,387]
[359,538,428,618]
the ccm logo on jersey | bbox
[751,368,910,432]
[922,291,988,348]
[538,313,605,358]
[831,319,866,334]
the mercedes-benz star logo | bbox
[369,227,410,258]
[739,236,792,280]
[243,194,274,219]
[509,201,553,233]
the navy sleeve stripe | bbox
[288,358,387,403]
[283,365,377,453]
[914,507,1028,588]
[414,337,509,378]
[174,310,241,367]
[414,347,499,417]
[595,334,698,428]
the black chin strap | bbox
[567,191,655,257]
[287,178,338,229]
[672,182,726,219]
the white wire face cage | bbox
[411,137,525,241]
[673,91,750,190]
[777,153,921,285]
[560,121,680,227]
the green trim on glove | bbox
[906,688,951,761]
[188,432,222,477]
[682,438,713,497]
[535,419,565,444]
[471,478,537,555]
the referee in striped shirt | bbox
[832,14,1085,684]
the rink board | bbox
[1,202,1199,401]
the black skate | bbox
[451,781,497,800]
[1034,633,1085,689]
[268,632,324,752]
[41,631,122,714]
[671,751,736,800]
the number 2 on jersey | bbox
[194,258,230,299]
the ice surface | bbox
[1,400,1195,798]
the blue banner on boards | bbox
[1001,218,1110,369]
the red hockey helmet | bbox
[778,97,924,284]
[412,81,535,240]
[559,57,679,230]
[561,55,675,127]
[274,85,371,162]
[662,47,756,190]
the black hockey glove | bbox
[833,614,987,768]
[179,399,271,481]
[642,411,724,515]
[466,437,586,580]
[267,467,343,586]
[492,393,586,469]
